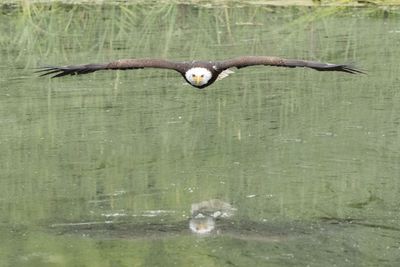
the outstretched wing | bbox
[216,56,364,74]
[36,59,186,78]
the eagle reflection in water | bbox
[189,199,236,234]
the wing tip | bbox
[312,63,366,75]
[36,64,100,78]
[340,64,366,75]
[35,66,71,78]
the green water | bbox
[1,3,400,267]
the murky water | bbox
[1,3,400,266]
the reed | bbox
[3,0,400,6]
[1,1,396,73]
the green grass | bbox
[1,1,397,73]
[2,0,400,7]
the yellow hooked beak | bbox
[194,75,203,86]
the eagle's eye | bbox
[200,74,204,77]
[192,74,196,77]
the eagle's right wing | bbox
[37,58,186,78]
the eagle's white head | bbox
[185,67,212,87]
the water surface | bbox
[1,3,399,267]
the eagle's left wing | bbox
[216,56,364,74]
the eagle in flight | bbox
[37,56,363,89]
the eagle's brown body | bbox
[37,56,364,89]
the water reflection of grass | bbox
[2,3,400,265]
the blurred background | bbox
[1,1,399,266]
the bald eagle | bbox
[37,56,363,89]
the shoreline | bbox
[2,0,400,7]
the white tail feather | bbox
[217,69,235,81]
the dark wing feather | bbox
[36,59,185,78]
[216,56,364,74]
